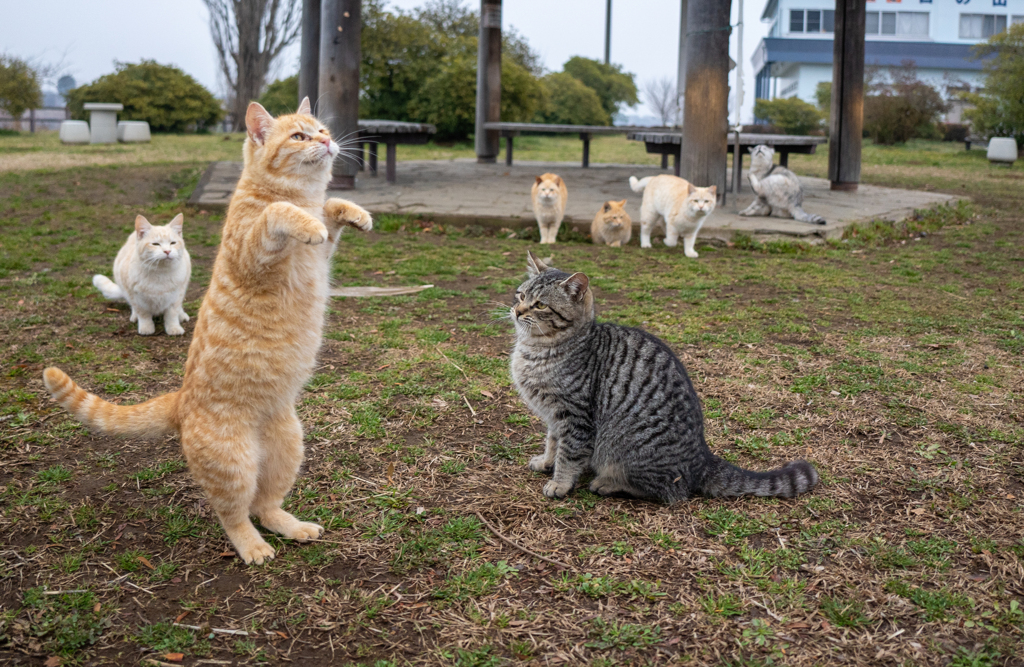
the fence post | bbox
[30,108,36,133]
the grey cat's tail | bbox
[629,176,652,193]
[701,457,819,498]
[93,274,125,301]
[790,207,826,225]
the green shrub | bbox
[863,63,946,145]
[753,97,823,135]
[562,56,638,119]
[534,72,609,126]
[66,61,223,133]
[963,23,1024,149]
[0,55,42,123]
[259,74,299,116]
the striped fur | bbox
[510,251,819,502]
[43,97,373,565]
[739,145,826,225]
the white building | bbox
[752,0,1024,111]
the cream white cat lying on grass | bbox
[93,214,191,335]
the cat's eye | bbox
[170,241,177,245]
[291,133,306,141]
[534,302,547,310]
[515,292,523,301]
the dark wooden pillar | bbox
[828,0,865,191]
[299,0,320,108]
[679,0,732,196]
[474,1,502,163]
[319,0,361,189]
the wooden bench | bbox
[357,120,436,183]
[628,131,827,195]
[483,122,662,168]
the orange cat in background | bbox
[531,173,568,244]
[43,98,373,565]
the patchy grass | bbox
[0,142,1022,665]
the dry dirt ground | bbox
[0,163,1022,666]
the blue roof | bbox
[755,37,988,71]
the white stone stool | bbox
[59,120,90,144]
[83,103,123,144]
[117,121,151,143]
[987,137,1018,165]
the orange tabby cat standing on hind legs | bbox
[43,98,372,565]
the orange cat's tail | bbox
[43,367,180,438]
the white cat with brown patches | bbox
[629,175,717,257]
[93,214,191,335]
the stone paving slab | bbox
[190,159,958,243]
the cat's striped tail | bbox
[43,367,179,438]
[629,176,653,193]
[701,457,818,499]
[92,275,125,301]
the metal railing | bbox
[0,107,71,132]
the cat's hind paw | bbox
[237,539,276,565]
[529,455,554,474]
[137,320,156,336]
[282,521,324,542]
[165,323,185,336]
[684,249,699,259]
[543,479,573,499]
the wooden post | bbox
[368,144,378,176]
[661,154,668,169]
[680,0,732,197]
[475,1,502,163]
[828,0,865,191]
[386,141,397,183]
[505,136,514,165]
[29,108,35,133]
[299,0,320,108]
[731,129,742,194]
[580,133,591,168]
[319,0,361,190]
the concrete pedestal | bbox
[59,121,90,144]
[83,103,123,144]
[117,121,151,143]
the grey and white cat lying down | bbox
[509,251,819,502]
[739,145,826,225]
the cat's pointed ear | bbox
[603,202,611,212]
[555,176,564,186]
[688,182,697,196]
[535,176,543,185]
[526,250,549,277]
[297,96,312,115]
[135,215,152,239]
[168,213,184,235]
[747,146,755,154]
[708,185,717,196]
[560,272,589,302]
[246,102,274,145]
[618,199,627,207]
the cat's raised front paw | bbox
[528,454,554,473]
[543,479,573,499]
[325,199,373,232]
[294,222,329,245]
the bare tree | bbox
[203,0,302,125]
[643,77,678,127]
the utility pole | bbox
[604,0,612,65]
[734,0,744,127]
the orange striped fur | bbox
[43,97,372,565]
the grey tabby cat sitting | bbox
[509,251,819,502]
[739,145,826,225]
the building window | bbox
[1012,15,1024,25]
[866,11,929,36]
[790,10,804,32]
[823,10,835,32]
[959,14,1008,39]
[806,9,821,32]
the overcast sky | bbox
[1,0,769,123]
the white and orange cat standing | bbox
[44,98,373,565]
[629,175,717,257]
[531,173,568,244]
[93,214,191,336]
